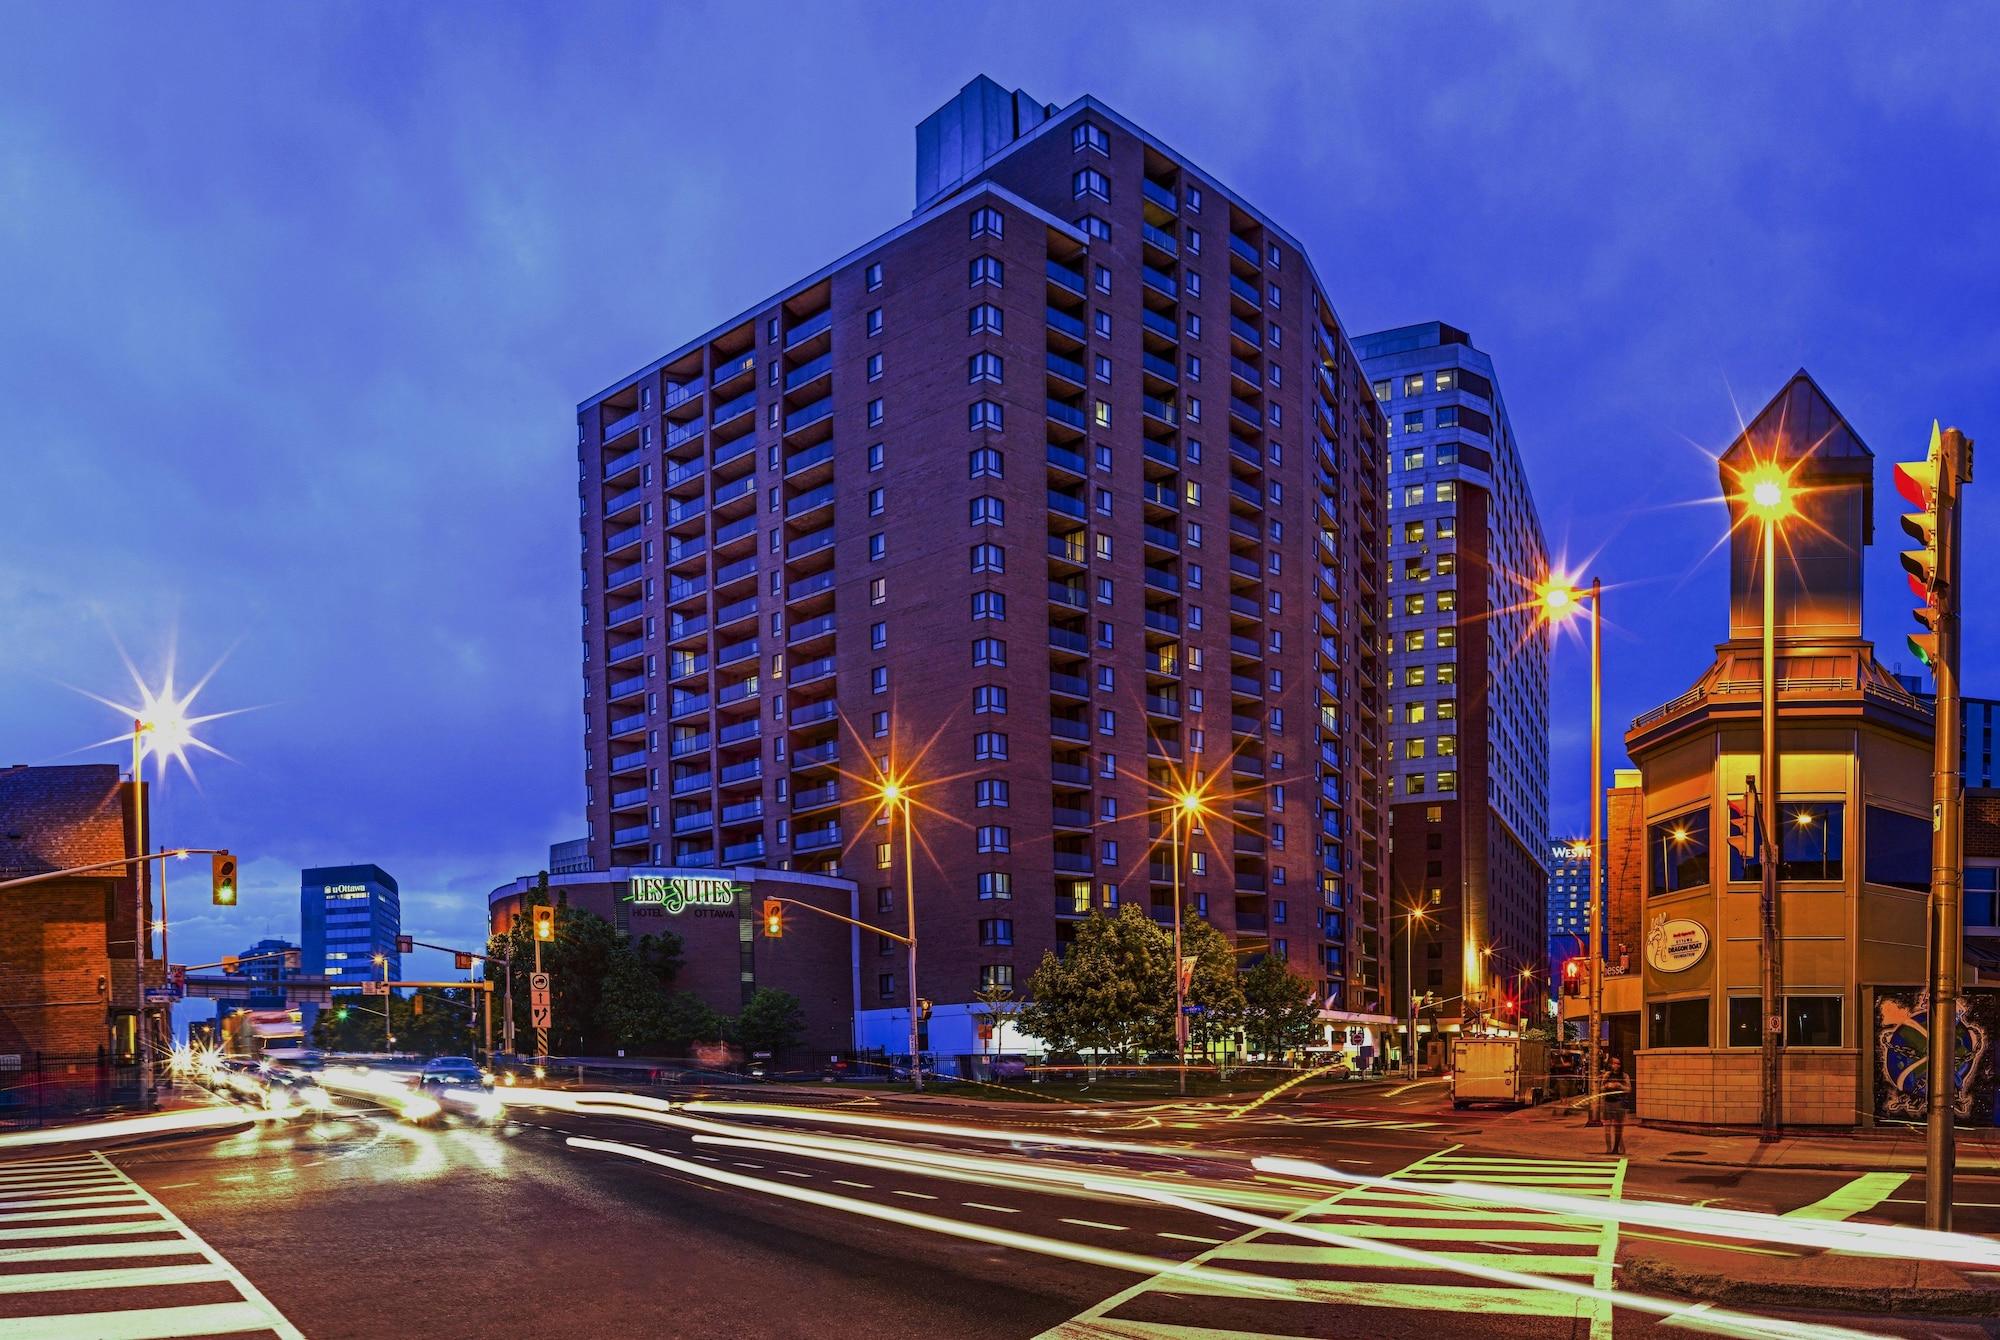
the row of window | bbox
[1648,995,1843,1049]
[1647,801,1932,894]
[881,964,1015,998]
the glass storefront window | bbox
[1965,867,1998,928]
[1648,996,1709,1048]
[1649,809,1709,893]
[1731,800,1844,882]
[1863,805,1930,892]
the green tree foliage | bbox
[1018,905,1172,1058]
[732,988,805,1057]
[1179,913,1247,1053]
[970,981,1014,1055]
[661,990,728,1051]
[1240,956,1321,1059]
[309,988,474,1057]
[485,875,686,1055]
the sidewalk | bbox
[1455,1096,2000,1172]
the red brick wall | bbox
[0,879,113,1058]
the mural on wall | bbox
[1875,989,1998,1124]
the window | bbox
[1648,996,1710,1048]
[868,486,885,516]
[969,399,1003,430]
[969,351,1003,384]
[879,973,896,999]
[970,206,1003,238]
[970,446,1003,479]
[971,542,1004,573]
[972,636,1005,666]
[868,533,886,561]
[977,825,1010,853]
[970,494,1004,526]
[1404,522,1426,543]
[974,685,1007,714]
[1100,839,1119,865]
[876,887,893,913]
[866,352,884,382]
[869,577,887,605]
[1649,809,1710,893]
[969,255,1002,287]
[1433,369,1455,392]
[1436,481,1457,503]
[1077,214,1110,241]
[980,918,1015,947]
[1437,771,1458,792]
[866,308,883,336]
[1436,589,1457,613]
[974,731,1008,760]
[1403,411,1424,433]
[1187,185,1203,212]
[865,261,883,291]
[871,709,889,737]
[1093,355,1112,384]
[1436,662,1457,685]
[870,666,888,694]
[975,778,1009,808]
[1073,168,1109,200]
[1094,264,1111,294]
[870,620,887,650]
[875,841,892,870]
[979,965,1015,992]
[868,398,884,427]
[1094,310,1112,337]
[1864,806,1929,891]
[1373,379,1392,401]
[1186,227,1201,253]
[969,302,1003,334]
[1966,867,1998,927]
[868,442,885,471]
[972,591,1005,621]
[977,872,1013,900]
[1403,374,1424,396]
[1436,406,1459,429]
[1073,120,1109,154]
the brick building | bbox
[0,764,150,1112]
[573,76,1391,1057]
[1357,323,1549,1033]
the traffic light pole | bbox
[1926,426,1972,1231]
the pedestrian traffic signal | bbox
[761,899,784,937]
[221,955,240,974]
[1562,959,1583,998]
[532,905,555,942]
[209,852,237,906]
[395,934,414,955]
[454,951,473,971]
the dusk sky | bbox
[3,4,1996,981]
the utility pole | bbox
[901,795,922,1093]
[1907,424,1973,1231]
[1586,577,1604,1129]
[1757,499,1784,1143]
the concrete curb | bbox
[1623,1255,2000,1316]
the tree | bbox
[1240,956,1320,1060]
[732,989,804,1058]
[486,876,677,1055]
[596,945,672,1051]
[1179,912,1247,1056]
[971,981,1015,1057]
[308,990,472,1057]
[661,991,728,1052]
[1018,906,1174,1059]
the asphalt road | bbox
[2,1077,1997,1339]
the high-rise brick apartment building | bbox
[1357,323,1549,1032]
[576,77,1390,1057]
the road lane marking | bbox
[0,1239,206,1264]
[1061,1218,1130,1232]
[775,1169,813,1179]
[964,1202,1019,1214]
[0,1263,232,1295]
[834,1179,872,1189]
[1157,1232,1224,1245]
[891,1190,937,1200]
[1785,1172,1911,1221]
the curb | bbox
[1623,1255,2000,1316]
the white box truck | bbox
[1451,1036,1548,1109]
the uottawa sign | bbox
[626,871,743,915]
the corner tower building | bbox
[577,77,1391,1056]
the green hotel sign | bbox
[627,872,743,915]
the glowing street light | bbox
[1400,901,1432,1079]
[1166,783,1212,1097]
[873,770,925,1092]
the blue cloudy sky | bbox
[3,3,1996,980]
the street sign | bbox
[1182,1004,1205,1016]
[144,989,178,1004]
[530,999,552,1031]
[361,980,387,996]
[530,972,550,994]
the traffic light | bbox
[221,955,240,974]
[918,998,933,1023]
[532,905,555,942]
[283,950,301,971]
[396,934,414,955]
[1895,427,1945,668]
[209,852,237,906]
[334,1005,349,1022]
[412,994,424,1017]
[454,951,474,971]
[1726,786,1759,864]
[761,899,784,937]
[1562,958,1583,998]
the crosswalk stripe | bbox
[1285,1224,1603,1243]
[0,1194,149,1211]
[0,1221,187,1242]
[0,1205,157,1223]
[0,1263,232,1295]
[0,1239,206,1265]
[1784,1172,1910,1221]
[1212,1242,1607,1274]
[0,1300,276,1340]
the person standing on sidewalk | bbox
[1600,1054,1631,1154]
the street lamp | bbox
[1737,460,1794,1143]
[1168,784,1208,1098]
[874,773,923,1092]
[374,953,391,1054]
[1400,902,1432,1079]
[1538,574,1605,1124]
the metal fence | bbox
[0,1050,145,1128]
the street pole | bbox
[1586,578,1604,1128]
[502,947,515,1057]
[534,923,547,1061]
[1171,806,1186,1097]
[1758,514,1784,1143]
[382,957,392,1054]
[901,794,921,1093]
[1926,426,1971,1231]
[130,722,154,1100]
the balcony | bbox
[1050,670,1089,698]
[714,556,757,590]
[1051,760,1091,786]
[792,741,839,769]
[611,785,648,809]
[1140,221,1179,256]
[711,390,756,428]
[609,712,646,737]
[1228,234,1260,266]
[671,769,712,796]
[791,780,840,812]
[784,308,833,348]
[601,406,644,443]
[719,757,763,786]
[711,353,756,389]
[1230,435,1264,468]
[1229,274,1261,307]
[609,674,646,700]
[713,473,755,509]
[1229,397,1264,429]
[784,396,834,436]
[1142,523,1179,551]
[1143,609,1182,636]
[785,440,835,477]
[715,596,757,628]
[1142,440,1178,469]
[1051,717,1089,742]
[716,676,759,707]
[1141,266,1178,299]
[1053,850,1093,875]
[670,733,710,758]
[1142,567,1180,594]
[607,600,644,628]
[1142,352,1179,383]
[787,612,837,645]
[1141,395,1178,426]
[716,637,759,666]
[1045,307,1088,341]
[667,537,708,566]
[784,351,833,392]
[605,523,643,555]
[668,613,707,641]
[673,810,713,835]
[790,654,836,686]
[786,482,836,519]
[1048,625,1088,654]
[1229,357,1263,388]
[671,693,709,719]
[664,379,702,411]
[1229,316,1262,349]
[789,698,839,728]
[1052,804,1092,829]
[1141,178,1178,214]
[666,419,704,450]
[785,569,836,604]
[720,797,763,826]
[787,526,837,561]
[1142,480,1179,511]
[1144,694,1182,719]
[603,485,643,518]
[610,751,647,774]
[1048,580,1087,610]
[1047,533,1086,565]
[1045,259,1086,295]
[1045,443,1086,476]
[1047,489,1086,520]
[613,824,650,847]
[1228,476,1262,508]
[794,823,843,852]
[717,718,760,746]
[608,638,645,663]
[1141,309,1179,342]
[666,496,707,527]
[1046,399,1087,431]
[603,446,645,481]
[723,837,766,865]
[1045,352,1087,386]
